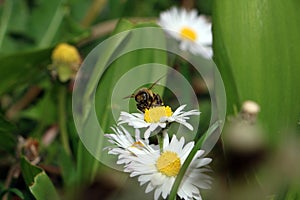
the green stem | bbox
[0,0,13,49]
[80,0,107,27]
[58,85,71,155]
[157,132,163,153]
[168,121,221,200]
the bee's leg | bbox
[153,94,164,106]
[137,104,146,113]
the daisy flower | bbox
[158,7,213,58]
[118,105,200,139]
[124,134,212,200]
[105,126,157,164]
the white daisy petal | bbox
[117,104,199,138]
[161,178,174,198]
[163,133,170,151]
[104,125,155,165]
[179,141,195,160]
[175,119,194,130]
[145,182,155,193]
[154,186,162,200]
[139,174,152,185]
[173,104,187,116]
[123,134,212,200]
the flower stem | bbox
[80,0,107,27]
[157,132,163,153]
[58,85,71,155]
[157,128,168,153]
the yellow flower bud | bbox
[52,43,81,65]
[50,43,81,82]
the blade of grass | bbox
[0,0,13,49]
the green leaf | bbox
[74,19,135,183]
[20,157,43,187]
[0,113,16,133]
[73,19,168,181]
[26,0,67,47]
[0,0,90,53]
[0,0,33,53]
[213,0,300,141]
[20,157,60,200]
[94,19,168,160]
[27,0,91,47]
[0,114,17,154]
[75,140,97,183]
[57,147,76,187]
[0,48,51,96]
[68,0,94,21]
[0,0,13,50]
[21,83,56,125]
[53,16,90,44]
[0,188,25,199]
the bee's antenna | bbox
[123,94,135,99]
[148,75,166,90]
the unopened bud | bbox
[50,43,81,82]
[52,43,81,65]
[241,100,260,123]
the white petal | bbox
[151,173,165,186]
[196,158,212,168]
[163,133,170,150]
[145,182,155,193]
[173,104,187,116]
[178,120,194,130]
[139,174,152,183]
[161,177,174,198]
[154,186,163,200]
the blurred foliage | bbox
[0,114,17,154]
[213,0,300,143]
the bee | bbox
[125,77,164,113]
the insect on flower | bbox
[124,77,165,113]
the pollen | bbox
[180,27,197,41]
[131,141,144,149]
[156,151,181,177]
[144,106,173,123]
[51,43,81,65]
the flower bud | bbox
[50,43,81,82]
[240,100,260,123]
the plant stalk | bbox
[58,85,71,155]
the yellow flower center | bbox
[180,27,197,41]
[144,106,173,123]
[156,151,181,177]
[51,43,81,64]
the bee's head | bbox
[135,89,153,103]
